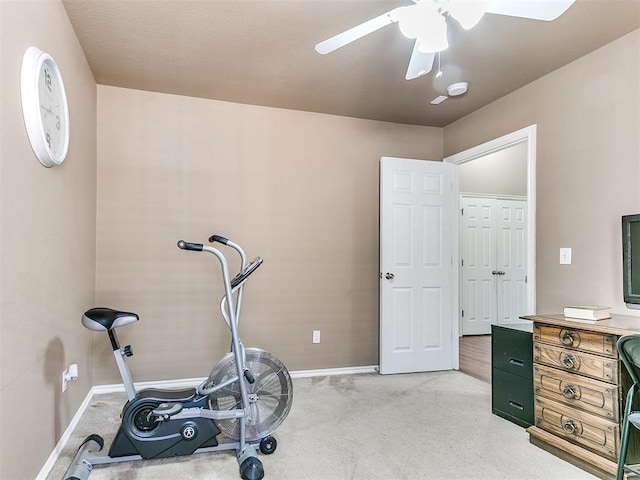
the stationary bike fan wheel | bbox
[206,348,293,441]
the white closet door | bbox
[461,197,496,335]
[461,196,527,335]
[496,199,528,325]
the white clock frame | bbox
[20,46,70,167]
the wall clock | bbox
[20,46,70,167]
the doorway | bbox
[445,125,537,339]
[460,193,527,335]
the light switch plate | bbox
[560,248,572,265]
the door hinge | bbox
[461,310,464,318]
[461,208,464,216]
[461,259,464,267]
[525,275,528,283]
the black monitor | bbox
[623,213,640,310]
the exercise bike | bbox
[64,235,293,480]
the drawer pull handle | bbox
[562,384,577,399]
[509,358,525,367]
[561,353,577,370]
[562,420,577,435]
[559,329,581,347]
[509,401,524,411]
[561,331,575,346]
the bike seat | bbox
[82,307,139,332]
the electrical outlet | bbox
[312,330,321,344]
[62,364,79,393]
[559,247,572,265]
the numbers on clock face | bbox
[38,59,66,157]
[44,67,52,91]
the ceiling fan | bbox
[315,0,576,80]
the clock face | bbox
[21,47,70,167]
[38,57,68,162]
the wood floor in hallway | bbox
[459,334,491,384]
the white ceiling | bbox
[62,0,640,127]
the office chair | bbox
[617,334,640,480]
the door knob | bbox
[385,272,395,280]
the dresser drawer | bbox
[534,343,618,383]
[534,324,616,357]
[534,364,618,422]
[492,326,533,379]
[535,396,619,460]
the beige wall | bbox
[95,85,442,384]
[445,30,640,315]
[0,1,97,478]
[1,3,636,476]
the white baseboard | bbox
[37,365,379,478]
[92,376,208,394]
[36,388,95,480]
[91,365,379,393]
[289,365,378,378]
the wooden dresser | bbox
[523,314,640,479]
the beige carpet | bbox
[47,371,597,480]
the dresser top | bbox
[522,314,640,337]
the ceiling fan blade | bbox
[315,9,399,54]
[405,41,435,80]
[486,0,575,21]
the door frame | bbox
[444,125,537,335]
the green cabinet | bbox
[491,323,534,427]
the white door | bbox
[380,157,455,375]
[461,196,527,335]
[495,199,528,325]
[460,197,496,335]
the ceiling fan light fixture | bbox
[396,5,425,39]
[314,0,575,80]
[415,15,448,53]
[447,0,494,30]
[396,3,448,53]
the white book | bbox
[563,305,611,320]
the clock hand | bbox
[40,105,53,115]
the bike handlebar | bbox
[177,240,203,251]
[209,234,229,245]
